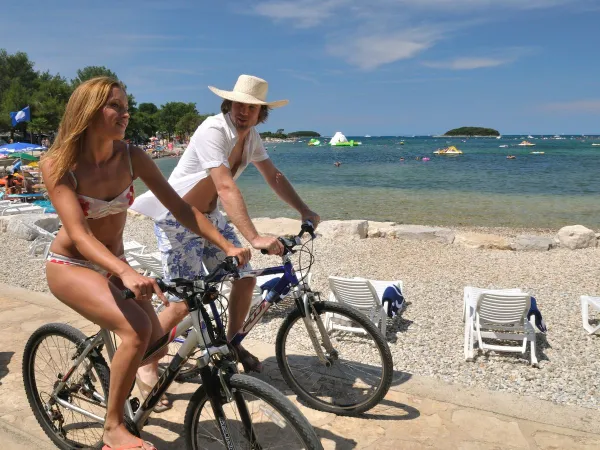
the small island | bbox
[443,127,500,137]
[260,129,321,142]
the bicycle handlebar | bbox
[260,220,316,255]
[121,256,240,300]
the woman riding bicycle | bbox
[42,77,250,450]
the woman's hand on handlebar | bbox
[120,270,169,306]
[251,235,284,256]
[225,245,252,266]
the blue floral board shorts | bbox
[154,209,252,302]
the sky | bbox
[2,0,600,136]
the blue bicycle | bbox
[176,221,394,415]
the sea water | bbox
[135,136,600,229]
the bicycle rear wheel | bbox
[276,301,393,415]
[22,323,110,449]
[184,373,322,449]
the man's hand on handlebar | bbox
[225,245,252,266]
[251,235,284,256]
[300,209,320,230]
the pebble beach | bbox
[3,215,599,410]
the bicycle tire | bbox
[184,373,322,450]
[23,323,111,449]
[276,301,393,415]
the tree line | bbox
[0,49,213,143]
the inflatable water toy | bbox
[518,140,536,146]
[329,131,362,147]
[506,155,516,159]
[433,145,462,155]
[308,139,321,146]
[422,157,430,161]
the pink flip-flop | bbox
[102,437,157,450]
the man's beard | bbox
[232,116,252,131]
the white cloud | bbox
[327,28,442,70]
[252,0,348,28]
[540,100,600,113]
[423,57,510,70]
[250,0,588,69]
[279,69,321,84]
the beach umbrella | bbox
[0,142,47,152]
[9,152,39,161]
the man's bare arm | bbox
[209,165,283,253]
[254,159,320,227]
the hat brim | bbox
[208,86,288,108]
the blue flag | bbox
[9,106,31,127]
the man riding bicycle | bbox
[132,74,319,379]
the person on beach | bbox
[42,77,250,450]
[132,74,320,373]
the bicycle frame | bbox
[224,253,335,366]
[228,256,299,346]
[48,297,231,432]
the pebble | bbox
[3,216,600,410]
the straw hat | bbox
[208,75,288,108]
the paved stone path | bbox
[1,283,599,449]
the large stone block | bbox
[367,221,396,238]
[514,235,555,251]
[317,220,368,239]
[383,224,455,244]
[252,217,302,237]
[454,232,512,250]
[556,225,596,249]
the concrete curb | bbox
[0,419,55,450]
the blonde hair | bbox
[44,77,126,182]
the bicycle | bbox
[22,258,323,450]
[162,221,394,416]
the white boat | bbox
[434,145,463,155]
[499,145,509,148]
[518,140,536,147]
[592,143,600,146]
[364,134,371,138]
[530,151,545,154]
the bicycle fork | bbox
[296,288,336,366]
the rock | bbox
[514,235,555,251]
[556,225,596,249]
[382,224,454,244]
[454,232,512,250]
[317,220,368,239]
[367,221,396,238]
[252,217,302,237]
[5,214,60,241]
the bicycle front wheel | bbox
[22,323,110,449]
[184,373,322,449]
[276,301,393,415]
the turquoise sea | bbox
[136,136,600,229]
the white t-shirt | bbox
[131,113,269,220]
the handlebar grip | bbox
[121,289,136,300]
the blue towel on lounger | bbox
[528,297,547,333]
[383,285,405,318]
